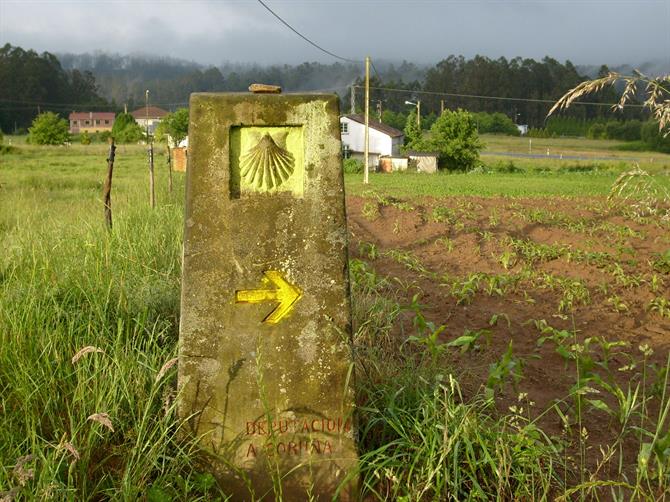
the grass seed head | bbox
[87,413,115,432]
[12,454,35,487]
[155,357,178,383]
[71,345,105,364]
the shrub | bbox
[112,113,144,144]
[587,123,607,139]
[343,158,363,174]
[641,121,670,153]
[428,109,482,171]
[474,112,520,136]
[80,131,92,145]
[27,112,70,145]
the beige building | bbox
[68,112,115,134]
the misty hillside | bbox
[58,52,373,108]
[58,51,668,111]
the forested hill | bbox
[57,52,371,107]
[56,51,659,126]
[2,44,664,133]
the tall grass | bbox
[0,146,223,500]
[1,143,669,500]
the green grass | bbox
[345,170,651,197]
[2,141,670,500]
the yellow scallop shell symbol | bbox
[240,133,295,190]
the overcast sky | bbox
[1,0,668,68]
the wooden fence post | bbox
[103,137,116,230]
[149,143,155,207]
[166,144,173,193]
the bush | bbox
[428,109,482,171]
[474,112,520,136]
[112,113,144,144]
[0,129,3,144]
[343,158,363,174]
[641,121,670,153]
[586,123,606,139]
[80,131,92,145]
[27,112,70,145]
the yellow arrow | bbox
[235,270,303,324]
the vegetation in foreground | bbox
[1,142,669,500]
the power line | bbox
[256,0,362,64]
[0,98,188,109]
[353,85,645,108]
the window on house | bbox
[340,122,348,134]
[342,144,351,159]
[104,120,109,125]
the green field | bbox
[1,140,670,500]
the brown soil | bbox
[347,194,670,476]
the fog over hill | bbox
[58,51,669,108]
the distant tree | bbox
[403,111,426,151]
[381,110,406,131]
[161,108,189,145]
[0,44,107,132]
[111,113,143,143]
[0,129,3,144]
[428,109,482,171]
[27,112,70,145]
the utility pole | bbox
[417,101,421,129]
[440,99,445,115]
[350,85,356,114]
[363,56,370,185]
[146,89,155,208]
[376,100,382,121]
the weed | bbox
[648,297,670,318]
[361,200,381,220]
[431,205,457,224]
[358,241,379,260]
[448,273,482,305]
[485,342,523,399]
[435,236,454,252]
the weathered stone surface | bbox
[178,93,357,500]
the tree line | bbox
[0,44,107,133]
[0,44,651,134]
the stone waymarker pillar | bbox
[178,91,357,500]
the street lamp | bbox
[405,100,420,128]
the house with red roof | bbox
[131,106,169,135]
[69,112,116,134]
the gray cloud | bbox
[1,0,668,67]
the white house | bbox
[340,114,404,168]
[131,106,169,135]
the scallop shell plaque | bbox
[240,133,295,190]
